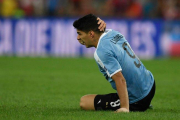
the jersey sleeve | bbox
[95,62,109,80]
[94,49,122,78]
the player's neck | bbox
[94,33,103,48]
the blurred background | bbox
[0,0,180,19]
[0,0,180,59]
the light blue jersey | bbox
[94,29,154,104]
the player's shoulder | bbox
[97,29,123,48]
[95,41,111,60]
[99,29,125,45]
[95,29,126,58]
[95,47,107,60]
[95,43,113,60]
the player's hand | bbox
[97,17,106,32]
[115,108,129,113]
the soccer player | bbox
[73,14,155,112]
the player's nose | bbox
[77,35,80,40]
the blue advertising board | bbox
[0,18,179,58]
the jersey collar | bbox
[97,29,112,48]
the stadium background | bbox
[0,0,180,120]
[0,0,180,58]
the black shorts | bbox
[94,81,156,112]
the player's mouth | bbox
[82,42,85,45]
[78,39,85,45]
[80,41,85,45]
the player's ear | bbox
[89,31,94,38]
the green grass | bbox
[0,57,180,120]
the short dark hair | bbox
[73,14,104,34]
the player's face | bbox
[76,30,93,48]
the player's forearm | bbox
[112,72,129,110]
[115,78,129,110]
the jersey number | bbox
[110,99,120,107]
[122,42,141,68]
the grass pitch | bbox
[0,57,180,120]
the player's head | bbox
[73,14,104,48]
[73,14,104,34]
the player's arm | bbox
[97,17,106,31]
[111,71,129,113]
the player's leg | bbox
[80,94,97,110]
[94,93,120,111]
[80,93,120,111]
[80,81,155,111]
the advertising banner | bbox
[0,18,179,58]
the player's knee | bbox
[80,96,86,110]
[80,94,96,110]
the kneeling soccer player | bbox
[73,14,155,113]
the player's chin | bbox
[85,44,94,48]
[86,45,92,48]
